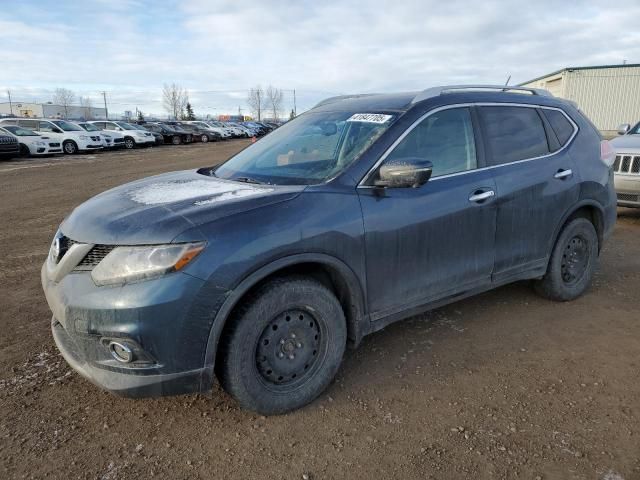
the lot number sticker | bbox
[347,113,393,124]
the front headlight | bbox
[79,135,89,140]
[91,242,205,286]
[34,141,46,146]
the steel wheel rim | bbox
[64,142,75,154]
[201,135,208,143]
[561,234,589,285]
[255,309,323,388]
[172,136,180,145]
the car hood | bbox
[610,134,640,150]
[61,170,305,245]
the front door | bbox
[358,106,497,320]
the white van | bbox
[0,118,103,154]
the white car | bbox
[0,118,103,154]
[610,122,640,208]
[77,122,126,149]
[88,121,154,149]
[0,125,63,156]
[201,121,234,138]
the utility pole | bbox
[7,90,13,116]
[256,89,261,121]
[101,91,109,120]
[293,89,297,116]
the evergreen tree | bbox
[137,110,144,122]
[289,109,295,120]
[184,102,196,121]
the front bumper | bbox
[42,263,228,397]
[614,174,640,207]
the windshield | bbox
[631,121,640,134]
[115,122,136,130]
[79,123,100,132]
[213,111,396,185]
[52,120,83,132]
[2,126,38,136]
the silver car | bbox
[610,122,640,208]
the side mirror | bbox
[116,127,123,131]
[617,123,631,135]
[375,157,433,188]
[53,128,63,134]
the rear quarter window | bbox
[542,109,575,146]
[479,106,550,165]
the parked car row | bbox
[0,117,280,160]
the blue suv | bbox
[42,85,616,414]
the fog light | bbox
[108,341,133,363]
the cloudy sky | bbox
[1,0,639,118]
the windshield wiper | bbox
[234,176,265,185]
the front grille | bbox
[0,135,18,145]
[49,142,60,147]
[114,138,124,143]
[91,136,100,141]
[613,154,640,174]
[78,245,115,267]
[617,193,640,203]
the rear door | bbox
[358,106,497,319]
[478,105,580,281]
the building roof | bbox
[520,63,640,86]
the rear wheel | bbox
[534,217,598,301]
[201,134,209,143]
[218,276,346,415]
[62,140,78,154]
[124,137,135,149]
[171,135,181,145]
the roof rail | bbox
[411,85,553,104]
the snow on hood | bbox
[128,179,272,206]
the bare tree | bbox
[162,83,188,120]
[265,85,283,121]
[247,85,264,121]
[53,88,75,119]
[79,96,93,120]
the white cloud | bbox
[1,0,640,116]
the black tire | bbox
[124,137,135,149]
[171,135,181,145]
[534,217,598,301]
[62,140,78,155]
[19,144,30,157]
[201,134,209,143]
[218,276,347,415]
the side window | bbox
[93,122,105,129]
[105,122,117,130]
[18,120,37,130]
[542,109,575,146]
[385,107,477,177]
[479,106,549,165]
[38,121,55,133]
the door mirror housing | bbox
[617,123,631,135]
[53,127,63,134]
[374,157,433,188]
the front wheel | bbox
[201,134,209,143]
[218,276,346,415]
[124,137,135,149]
[171,135,181,145]
[534,217,598,301]
[63,140,78,154]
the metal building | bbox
[0,102,107,120]
[520,64,640,136]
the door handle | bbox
[554,169,573,180]
[468,190,495,203]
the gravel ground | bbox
[0,141,639,480]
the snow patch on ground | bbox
[128,179,267,205]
